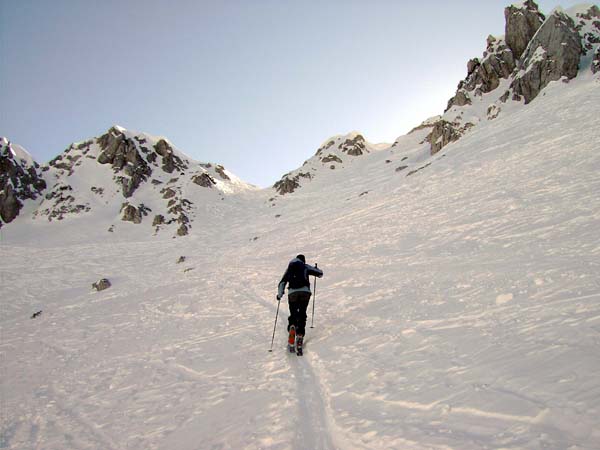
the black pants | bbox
[288,291,311,336]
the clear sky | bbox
[0,0,587,187]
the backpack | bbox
[287,260,308,289]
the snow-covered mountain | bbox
[0,126,256,236]
[271,2,600,196]
[2,2,600,449]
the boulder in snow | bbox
[92,278,111,291]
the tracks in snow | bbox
[289,353,337,450]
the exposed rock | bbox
[593,47,600,74]
[395,165,408,172]
[0,185,21,225]
[510,10,583,104]
[504,0,545,60]
[447,35,516,110]
[153,214,165,226]
[426,120,469,155]
[48,148,82,175]
[34,182,90,221]
[215,165,230,180]
[340,135,368,156]
[97,127,152,198]
[315,140,336,156]
[30,310,42,319]
[273,172,312,195]
[407,117,440,134]
[161,187,177,199]
[92,278,111,291]
[321,154,343,164]
[407,162,432,177]
[449,89,472,108]
[121,203,142,224]
[0,138,46,226]
[487,104,501,120]
[153,139,188,174]
[120,203,150,224]
[177,224,189,236]
[177,256,186,264]
[192,172,216,187]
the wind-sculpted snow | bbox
[2,74,600,448]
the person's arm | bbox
[277,270,289,299]
[306,264,323,278]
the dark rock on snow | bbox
[93,278,111,291]
[192,173,216,187]
[97,127,152,198]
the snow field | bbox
[2,77,600,448]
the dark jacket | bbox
[277,258,323,299]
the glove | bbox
[276,295,282,301]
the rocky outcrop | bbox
[97,127,152,198]
[120,202,150,224]
[321,154,343,164]
[48,146,84,176]
[315,140,336,156]
[446,35,516,110]
[34,183,90,221]
[593,47,600,74]
[154,139,188,174]
[177,224,189,236]
[192,172,216,187]
[571,5,600,72]
[504,0,545,60]
[0,138,46,226]
[273,172,312,195]
[340,135,368,156]
[510,10,583,104]
[427,120,474,155]
[214,165,230,180]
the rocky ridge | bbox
[273,133,381,195]
[438,2,599,155]
[272,2,600,196]
[0,138,46,227]
[2,126,254,236]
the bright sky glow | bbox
[0,0,587,187]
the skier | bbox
[277,254,323,355]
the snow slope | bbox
[2,70,600,450]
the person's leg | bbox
[295,292,311,336]
[288,292,300,331]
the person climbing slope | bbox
[277,254,323,355]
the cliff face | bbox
[434,2,599,156]
[0,138,46,227]
[510,10,583,104]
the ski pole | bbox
[268,297,281,352]
[310,263,317,328]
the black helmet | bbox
[296,254,306,263]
